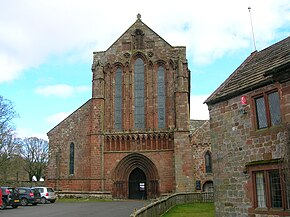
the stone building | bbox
[47,15,200,199]
[205,36,290,216]
[190,120,213,192]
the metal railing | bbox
[130,192,213,217]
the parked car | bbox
[1,187,20,209]
[17,187,41,206]
[0,187,2,210]
[33,187,57,204]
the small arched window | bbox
[203,181,214,192]
[134,58,145,129]
[115,67,122,130]
[157,66,165,128]
[205,151,212,173]
[69,143,75,175]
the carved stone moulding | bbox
[124,52,130,58]
[147,51,154,57]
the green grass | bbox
[162,203,214,217]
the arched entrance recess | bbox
[129,168,146,199]
[112,153,159,199]
[203,180,214,192]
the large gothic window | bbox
[157,66,165,128]
[69,143,75,175]
[115,67,122,130]
[134,58,145,129]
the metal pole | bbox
[248,7,257,51]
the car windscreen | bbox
[35,188,44,193]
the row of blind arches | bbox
[115,58,165,130]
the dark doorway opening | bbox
[129,168,147,199]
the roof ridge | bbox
[205,35,290,105]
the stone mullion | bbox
[153,65,157,129]
[147,63,154,129]
[145,61,148,129]
[165,64,169,129]
[167,64,173,129]
[122,65,127,130]
[104,70,109,129]
[129,70,133,129]
[110,70,114,130]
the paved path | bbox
[0,201,146,217]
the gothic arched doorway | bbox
[129,168,147,199]
[112,153,159,199]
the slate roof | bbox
[189,119,208,133]
[205,36,290,105]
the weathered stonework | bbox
[206,36,290,216]
[47,16,201,199]
[190,121,213,191]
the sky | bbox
[0,0,289,141]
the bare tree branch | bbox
[20,137,49,181]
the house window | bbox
[255,172,266,208]
[254,91,281,129]
[69,143,74,175]
[253,169,288,210]
[134,58,145,129]
[157,66,165,128]
[205,151,212,173]
[115,67,122,130]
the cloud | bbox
[0,53,24,83]
[45,111,71,125]
[190,95,210,120]
[35,84,90,97]
[16,128,48,141]
[0,0,289,83]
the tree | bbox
[0,134,21,180]
[0,96,19,179]
[20,137,49,181]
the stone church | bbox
[47,15,212,199]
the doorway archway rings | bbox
[112,153,159,199]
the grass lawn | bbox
[162,202,214,217]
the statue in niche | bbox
[133,29,144,50]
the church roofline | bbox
[47,99,92,136]
[98,14,175,53]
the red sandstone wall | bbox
[103,151,175,194]
[47,100,92,191]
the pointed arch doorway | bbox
[112,153,159,199]
[129,168,147,199]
